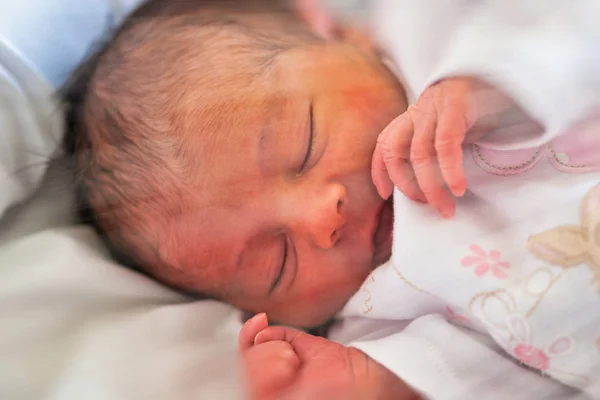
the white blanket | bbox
[0,162,244,400]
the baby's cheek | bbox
[282,277,362,326]
[343,80,404,119]
[341,86,374,113]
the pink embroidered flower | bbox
[461,245,511,279]
[514,344,550,370]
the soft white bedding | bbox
[0,161,244,400]
[1,2,245,397]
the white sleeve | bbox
[431,0,600,149]
[330,315,586,400]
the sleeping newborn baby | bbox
[64,0,600,398]
[64,0,403,328]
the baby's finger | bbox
[239,313,269,351]
[410,109,455,218]
[256,326,325,360]
[371,145,393,200]
[436,106,468,197]
[371,113,409,199]
[243,341,300,399]
[254,326,304,347]
[378,113,426,202]
[386,158,425,203]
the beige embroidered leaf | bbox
[527,226,589,267]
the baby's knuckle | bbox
[376,137,392,154]
[397,181,418,198]
[407,104,430,120]
[279,346,296,360]
[273,356,298,377]
[435,136,456,155]
[377,122,396,142]
[410,145,431,164]
[382,150,404,164]
[420,87,437,101]
[378,131,406,152]
[407,104,420,114]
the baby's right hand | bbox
[239,314,418,400]
[371,77,523,218]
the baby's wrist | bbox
[349,348,420,400]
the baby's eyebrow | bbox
[257,101,313,175]
[257,117,284,175]
[258,124,274,161]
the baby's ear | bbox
[293,0,337,39]
[527,226,588,267]
[293,0,378,54]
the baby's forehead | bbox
[176,81,304,179]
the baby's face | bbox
[174,43,405,327]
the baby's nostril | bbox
[331,230,337,243]
[337,199,343,210]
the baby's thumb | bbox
[254,326,321,357]
[255,326,303,345]
[239,313,269,351]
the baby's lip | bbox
[371,197,394,268]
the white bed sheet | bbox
[0,161,244,400]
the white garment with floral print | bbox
[330,1,600,398]
[332,131,600,399]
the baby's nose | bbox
[291,183,347,249]
[309,183,347,249]
[311,206,344,249]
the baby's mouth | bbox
[371,196,394,268]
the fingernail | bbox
[378,186,392,200]
[452,186,466,197]
[254,332,263,345]
[250,313,267,324]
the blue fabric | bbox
[0,0,143,88]
[0,0,143,217]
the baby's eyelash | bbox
[298,104,315,174]
[270,235,288,294]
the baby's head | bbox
[64,0,405,327]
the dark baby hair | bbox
[61,0,319,291]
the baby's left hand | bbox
[371,77,515,218]
[239,314,417,400]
